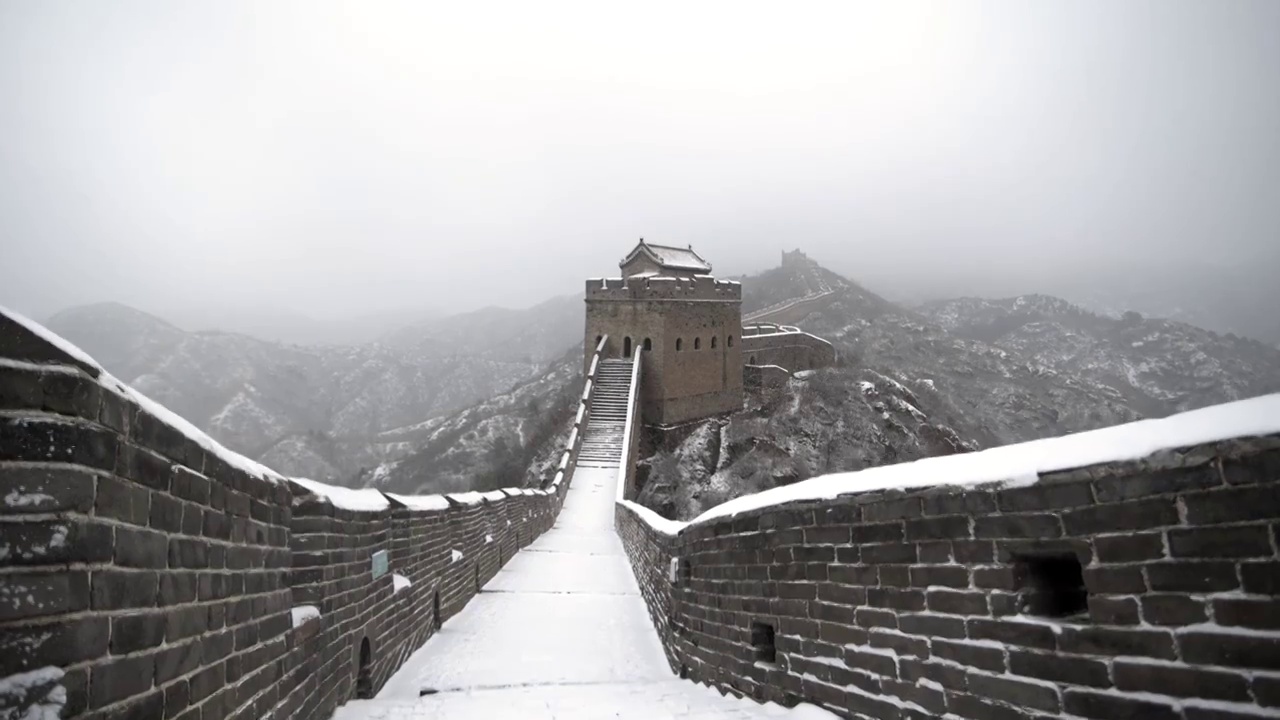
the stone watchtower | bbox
[584,240,743,426]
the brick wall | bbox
[740,329,835,373]
[1,313,294,720]
[1,310,574,720]
[618,435,1280,719]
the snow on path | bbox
[333,466,834,720]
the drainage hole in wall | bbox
[1014,552,1088,618]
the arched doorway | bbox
[356,637,374,698]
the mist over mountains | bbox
[39,251,1280,502]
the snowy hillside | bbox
[637,257,1280,520]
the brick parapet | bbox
[618,434,1280,719]
[0,309,572,720]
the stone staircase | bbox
[577,359,634,468]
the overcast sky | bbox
[2,1,1277,329]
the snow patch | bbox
[290,605,320,627]
[4,490,55,509]
[385,492,450,511]
[0,666,64,720]
[290,477,390,511]
[671,392,1280,526]
[392,574,411,594]
[451,549,464,563]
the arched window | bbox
[711,336,718,349]
[356,637,374,698]
[694,337,701,350]
[676,338,683,351]
[727,335,735,347]
[643,338,652,352]
[624,337,632,358]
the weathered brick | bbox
[974,514,1062,539]
[1093,532,1165,562]
[1146,560,1240,592]
[1183,485,1280,524]
[96,473,151,525]
[89,652,155,708]
[92,569,157,609]
[999,481,1092,512]
[1140,594,1207,626]
[1214,598,1280,630]
[115,525,170,568]
[1058,626,1176,660]
[1063,688,1179,720]
[1180,632,1280,670]
[1112,661,1250,701]
[0,616,108,670]
[110,611,167,654]
[927,590,988,616]
[1093,463,1219,502]
[909,565,969,589]
[0,415,117,469]
[0,465,96,513]
[931,639,1005,671]
[1062,497,1179,535]
[967,673,1060,713]
[967,618,1056,650]
[904,515,970,540]
[1168,525,1274,558]
[1008,649,1110,688]
[1087,596,1140,625]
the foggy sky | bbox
[2,1,1278,329]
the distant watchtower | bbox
[584,240,743,426]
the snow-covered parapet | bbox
[631,392,1280,531]
[0,305,286,486]
[289,476,390,511]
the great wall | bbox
[3,242,1279,720]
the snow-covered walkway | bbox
[332,467,814,720]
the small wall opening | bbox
[623,337,632,358]
[751,621,777,664]
[356,637,374,698]
[711,336,718,349]
[594,335,602,349]
[643,337,652,352]
[728,335,734,347]
[694,337,701,350]
[432,591,442,631]
[1014,553,1087,618]
[749,355,756,364]
[676,338,683,351]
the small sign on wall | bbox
[372,550,389,579]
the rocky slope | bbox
[638,259,1280,519]
[44,302,569,484]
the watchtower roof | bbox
[621,239,712,274]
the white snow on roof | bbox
[290,605,320,627]
[291,477,390,511]
[667,392,1280,527]
[646,244,710,270]
[1,306,285,486]
[481,490,507,502]
[386,492,450,511]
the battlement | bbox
[584,275,742,302]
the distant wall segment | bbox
[0,308,586,720]
[741,325,836,373]
[618,421,1280,718]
